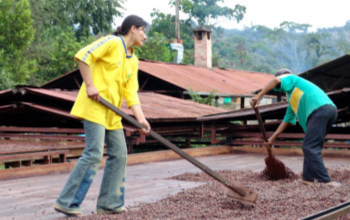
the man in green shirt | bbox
[251,68,339,186]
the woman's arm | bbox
[78,61,99,101]
[130,104,151,135]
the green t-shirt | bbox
[274,74,336,132]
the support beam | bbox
[210,121,216,144]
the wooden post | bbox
[211,121,216,144]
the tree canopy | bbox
[1,0,350,90]
[0,0,35,89]
[169,0,246,27]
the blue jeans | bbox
[302,105,337,182]
[54,120,127,213]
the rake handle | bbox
[253,107,268,142]
[99,97,246,197]
[252,101,272,155]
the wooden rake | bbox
[252,103,289,180]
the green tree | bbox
[0,0,36,89]
[65,0,124,41]
[170,0,246,27]
[27,27,95,85]
[135,32,176,62]
[26,0,123,85]
[0,0,34,51]
[29,0,124,41]
[188,88,217,106]
[145,9,195,64]
[150,9,195,50]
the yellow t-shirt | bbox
[71,35,140,130]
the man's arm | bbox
[265,121,289,147]
[250,78,281,108]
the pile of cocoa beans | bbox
[70,168,350,220]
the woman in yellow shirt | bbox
[54,15,151,217]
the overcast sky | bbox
[115,0,350,32]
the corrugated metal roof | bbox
[40,60,274,95]
[298,54,350,92]
[138,61,275,95]
[123,92,228,121]
[0,89,12,95]
[198,88,350,122]
[253,54,350,95]
[198,101,288,122]
[1,87,228,121]
[24,87,77,102]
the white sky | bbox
[115,0,350,32]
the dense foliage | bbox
[0,0,123,89]
[0,0,35,89]
[214,21,350,74]
[1,0,349,90]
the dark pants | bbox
[302,105,337,183]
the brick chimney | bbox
[193,28,212,68]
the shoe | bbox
[97,207,127,215]
[299,179,314,186]
[323,181,342,187]
[53,203,83,217]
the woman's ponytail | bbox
[112,15,148,36]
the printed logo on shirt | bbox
[290,87,304,114]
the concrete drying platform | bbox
[1,148,350,220]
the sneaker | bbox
[97,207,128,215]
[323,181,342,187]
[53,203,83,217]
[299,179,314,186]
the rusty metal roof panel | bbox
[298,54,350,92]
[1,87,228,121]
[122,92,228,120]
[138,61,274,95]
[0,89,12,95]
[28,89,228,120]
[198,87,350,122]
[213,68,274,95]
[21,87,77,102]
[198,101,289,121]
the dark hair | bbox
[275,68,292,77]
[113,15,148,36]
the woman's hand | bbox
[86,84,99,101]
[138,118,151,135]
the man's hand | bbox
[250,96,260,108]
[264,137,274,150]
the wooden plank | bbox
[0,146,233,181]
[0,133,85,141]
[0,150,69,162]
[0,127,85,133]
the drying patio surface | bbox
[1,148,350,220]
